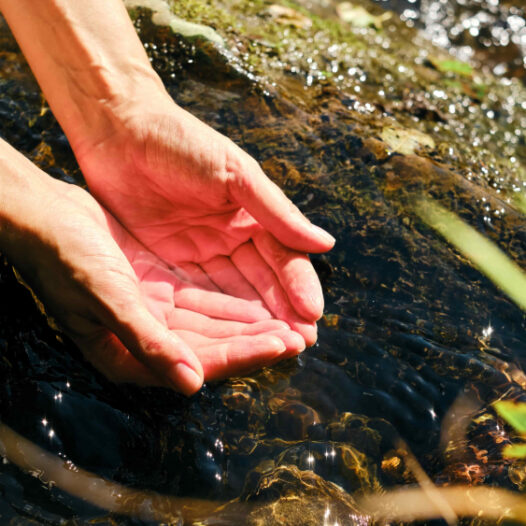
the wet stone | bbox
[235,464,370,526]
[271,400,321,441]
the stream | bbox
[0,0,525,524]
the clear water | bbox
[0,1,525,524]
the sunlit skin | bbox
[0,0,334,394]
[0,147,305,393]
[75,101,332,345]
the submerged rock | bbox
[229,464,369,526]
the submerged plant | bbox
[494,401,526,459]
[414,197,526,312]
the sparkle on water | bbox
[373,0,526,80]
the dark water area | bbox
[0,1,526,525]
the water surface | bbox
[0,1,526,524]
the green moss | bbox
[429,57,474,77]
[167,0,238,31]
[129,0,526,206]
[162,0,363,80]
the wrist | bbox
[0,0,169,152]
[0,141,57,259]
[66,67,169,153]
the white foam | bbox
[124,0,224,45]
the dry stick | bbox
[439,392,482,461]
[0,423,226,524]
[360,393,526,523]
[396,438,458,526]
[358,485,526,523]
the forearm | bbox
[0,0,166,151]
[0,138,57,261]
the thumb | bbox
[227,154,335,253]
[103,301,204,395]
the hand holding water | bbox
[0,152,304,394]
[0,0,334,393]
[75,100,335,346]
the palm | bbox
[21,183,303,392]
[118,190,260,265]
[97,223,304,386]
[77,106,328,345]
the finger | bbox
[226,153,335,253]
[82,327,302,388]
[231,242,318,346]
[167,308,289,337]
[101,300,204,395]
[174,262,221,292]
[173,280,271,322]
[267,328,305,357]
[172,323,304,356]
[253,231,324,320]
[132,255,271,323]
[74,330,166,388]
[200,255,264,302]
[190,334,289,382]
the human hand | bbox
[75,97,335,346]
[2,168,304,394]
[0,0,333,349]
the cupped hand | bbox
[8,178,304,394]
[75,97,335,345]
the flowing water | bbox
[0,0,526,524]
[371,0,526,82]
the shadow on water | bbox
[0,0,526,524]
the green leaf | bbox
[494,401,526,434]
[502,444,526,459]
[414,199,526,312]
[512,192,526,215]
[443,79,463,90]
[429,57,473,77]
[474,83,487,100]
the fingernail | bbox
[310,224,336,244]
[291,332,306,353]
[172,363,203,395]
[309,293,325,317]
[264,335,287,354]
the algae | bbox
[125,0,526,218]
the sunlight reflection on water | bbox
[373,0,526,81]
